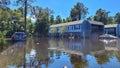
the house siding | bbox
[67,24,81,32]
[117,24,120,37]
[81,21,91,37]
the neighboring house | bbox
[116,24,120,37]
[104,24,117,36]
[49,20,104,38]
[102,24,120,37]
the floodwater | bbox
[0,38,120,68]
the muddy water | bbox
[0,38,120,68]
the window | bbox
[74,24,80,30]
[68,25,73,30]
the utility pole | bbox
[24,0,27,33]
[24,1,27,68]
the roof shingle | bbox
[50,20,104,28]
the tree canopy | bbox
[70,2,88,21]
[93,8,110,25]
[114,12,120,24]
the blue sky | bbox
[10,0,120,19]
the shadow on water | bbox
[0,38,120,68]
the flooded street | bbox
[0,38,120,68]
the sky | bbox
[10,0,120,19]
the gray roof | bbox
[50,20,104,28]
[88,21,104,25]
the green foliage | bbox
[54,15,62,24]
[70,2,88,21]
[87,16,93,21]
[10,9,25,32]
[0,31,7,38]
[49,15,54,25]
[26,18,34,35]
[93,8,110,25]
[107,16,114,24]
[114,12,120,24]
[62,19,66,23]
[32,6,53,36]
[65,17,72,22]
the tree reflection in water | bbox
[116,52,120,62]
[1,38,120,68]
[70,54,88,68]
[0,41,26,68]
[0,38,9,52]
[94,53,109,65]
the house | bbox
[104,24,117,36]
[116,24,120,37]
[103,24,120,38]
[49,20,104,38]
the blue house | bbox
[105,24,120,38]
[49,20,104,38]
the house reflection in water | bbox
[100,39,120,51]
[48,38,105,56]
[48,38,120,68]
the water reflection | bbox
[48,38,105,55]
[0,39,11,53]
[72,54,88,68]
[0,38,120,68]
[0,41,26,68]
[48,38,120,68]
